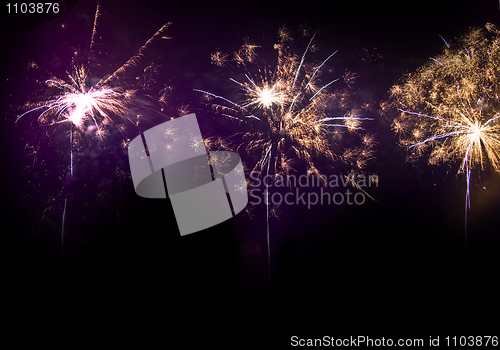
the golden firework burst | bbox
[389,23,500,227]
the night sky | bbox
[2,0,499,342]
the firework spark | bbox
[389,23,500,232]
[196,27,375,279]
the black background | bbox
[2,0,499,343]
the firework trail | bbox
[16,2,171,261]
[196,26,375,280]
[388,23,500,235]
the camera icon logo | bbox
[127,114,248,235]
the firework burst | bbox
[389,23,500,232]
[197,28,375,182]
[196,27,375,280]
[15,2,171,261]
[17,64,136,138]
[17,3,171,137]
